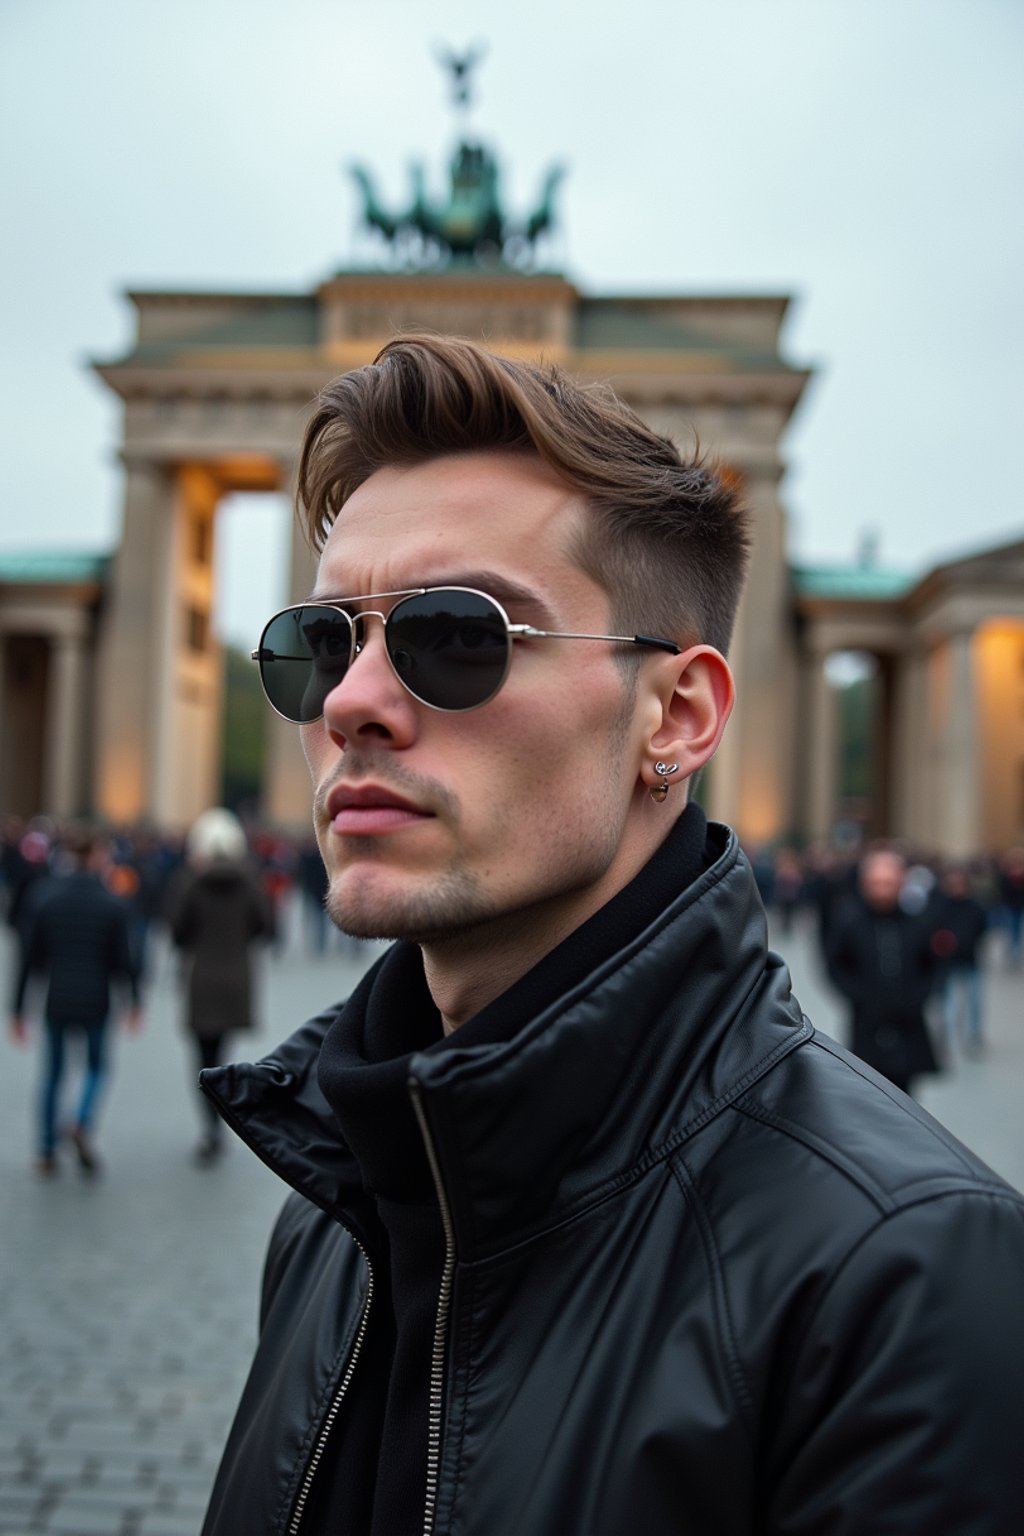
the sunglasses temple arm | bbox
[512,625,679,656]
[634,635,681,655]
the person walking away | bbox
[7,827,142,1176]
[930,863,990,1058]
[998,847,1024,967]
[770,846,804,934]
[826,847,940,1095]
[168,808,274,1164]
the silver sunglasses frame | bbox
[251,586,680,721]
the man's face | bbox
[300,451,660,948]
[860,852,905,912]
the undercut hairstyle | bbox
[297,334,751,655]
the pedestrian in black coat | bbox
[826,848,939,1094]
[167,808,274,1164]
[8,829,142,1175]
[930,863,990,1056]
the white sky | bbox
[0,0,1021,645]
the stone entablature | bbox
[318,272,578,359]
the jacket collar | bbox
[202,826,810,1261]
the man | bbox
[998,845,1024,966]
[9,827,142,1175]
[930,861,990,1058]
[201,336,1024,1535]
[825,847,940,1096]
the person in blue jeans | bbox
[929,863,990,1058]
[8,827,142,1175]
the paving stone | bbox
[48,1485,150,1516]
[0,1451,33,1478]
[0,1494,43,1521]
[153,1469,214,1498]
[89,1470,162,1496]
[136,1519,203,1536]
[46,1511,129,1536]
[68,1447,162,1477]
[47,1423,153,1450]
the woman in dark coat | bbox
[169,809,274,1162]
[826,848,939,1095]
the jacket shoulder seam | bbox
[807,1034,985,1179]
[730,1098,896,1213]
[799,1187,1024,1348]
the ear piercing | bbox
[649,761,680,803]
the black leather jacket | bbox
[201,829,1024,1535]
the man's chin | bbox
[324,868,490,946]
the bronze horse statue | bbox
[350,138,565,267]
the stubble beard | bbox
[324,821,625,951]
[324,850,501,945]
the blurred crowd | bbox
[0,810,368,1176]
[0,811,367,978]
[751,837,1024,1093]
[750,838,1024,963]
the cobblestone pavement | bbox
[1,905,1021,1534]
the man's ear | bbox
[640,646,735,793]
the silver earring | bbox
[649,761,680,803]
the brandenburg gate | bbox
[91,272,809,836]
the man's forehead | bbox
[313,458,601,616]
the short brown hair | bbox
[297,334,750,654]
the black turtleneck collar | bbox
[316,804,712,1206]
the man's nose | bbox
[321,613,416,746]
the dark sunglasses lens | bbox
[259,606,352,722]
[387,591,509,710]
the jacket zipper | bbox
[287,1231,374,1536]
[409,1078,457,1536]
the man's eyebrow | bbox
[302,574,557,625]
[438,572,556,621]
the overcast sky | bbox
[1,0,1020,645]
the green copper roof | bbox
[575,301,789,367]
[126,298,319,362]
[0,552,109,584]
[791,564,915,600]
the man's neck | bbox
[420,816,679,1034]
[422,909,585,1035]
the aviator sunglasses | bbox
[252,586,680,721]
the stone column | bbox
[804,645,839,844]
[93,457,225,828]
[42,627,89,818]
[715,467,795,843]
[890,645,928,844]
[149,465,222,827]
[93,460,173,824]
[264,465,318,829]
[941,628,980,857]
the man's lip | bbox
[325,784,431,820]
